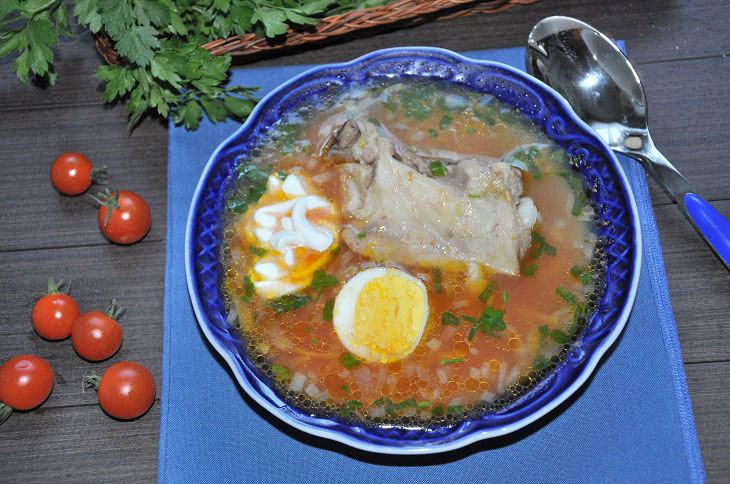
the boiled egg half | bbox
[333,268,429,363]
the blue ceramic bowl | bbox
[186,47,641,454]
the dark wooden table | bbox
[1,1,728,482]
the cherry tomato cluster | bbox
[50,152,151,245]
[0,278,155,424]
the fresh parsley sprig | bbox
[1,0,392,130]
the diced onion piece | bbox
[254,262,281,280]
[480,391,496,402]
[289,373,306,392]
[304,383,320,399]
[353,367,373,394]
[453,299,469,309]
[425,339,442,351]
[436,368,448,385]
[370,406,386,418]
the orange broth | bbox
[221,80,598,423]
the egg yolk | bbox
[351,275,427,363]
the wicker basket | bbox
[95,0,538,66]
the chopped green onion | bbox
[432,405,444,417]
[322,298,334,322]
[357,232,367,239]
[439,115,452,130]
[447,405,464,415]
[432,267,443,294]
[339,353,361,369]
[468,193,480,198]
[521,263,538,276]
[531,231,556,258]
[429,161,447,177]
[478,280,496,303]
[340,399,363,417]
[311,337,321,345]
[272,365,290,380]
[440,358,464,365]
[442,311,460,326]
[417,401,430,408]
[248,245,268,257]
[502,291,508,304]
[341,384,350,394]
[428,128,439,138]
[240,275,255,303]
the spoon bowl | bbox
[526,16,730,269]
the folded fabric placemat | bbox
[159,47,705,483]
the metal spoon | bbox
[526,16,730,270]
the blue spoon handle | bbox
[621,135,730,271]
[683,193,730,269]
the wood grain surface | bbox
[1,0,728,482]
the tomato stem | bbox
[88,188,120,228]
[0,403,11,425]
[46,276,70,295]
[83,373,102,391]
[89,165,110,185]
[105,299,125,321]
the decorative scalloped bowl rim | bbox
[185,47,642,455]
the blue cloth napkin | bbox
[159,48,705,483]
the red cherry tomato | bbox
[72,300,124,361]
[0,355,54,411]
[96,362,155,420]
[96,190,151,245]
[31,277,80,340]
[50,152,106,195]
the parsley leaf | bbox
[227,161,270,214]
[556,287,576,306]
[310,270,338,296]
[549,329,570,345]
[466,307,506,342]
